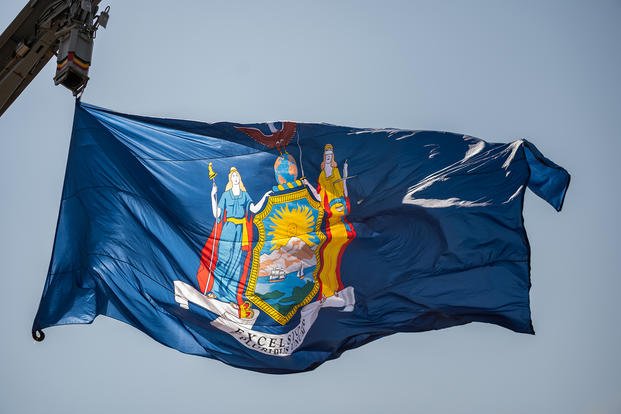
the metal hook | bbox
[32,329,45,342]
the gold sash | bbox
[226,216,249,249]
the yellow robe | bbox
[317,167,354,298]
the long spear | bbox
[203,162,218,296]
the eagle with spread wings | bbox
[236,122,297,153]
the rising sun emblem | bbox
[266,204,317,251]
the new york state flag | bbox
[32,102,569,373]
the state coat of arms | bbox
[173,122,357,355]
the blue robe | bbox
[211,189,253,303]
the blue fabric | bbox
[32,101,570,373]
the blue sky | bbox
[1,1,620,413]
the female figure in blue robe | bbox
[208,167,270,316]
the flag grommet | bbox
[32,329,45,342]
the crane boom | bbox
[0,0,109,117]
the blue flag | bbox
[33,101,569,373]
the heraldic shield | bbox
[247,186,325,325]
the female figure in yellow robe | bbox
[309,144,356,300]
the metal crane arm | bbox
[0,0,109,117]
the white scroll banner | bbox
[173,280,355,356]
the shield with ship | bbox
[247,186,325,325]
